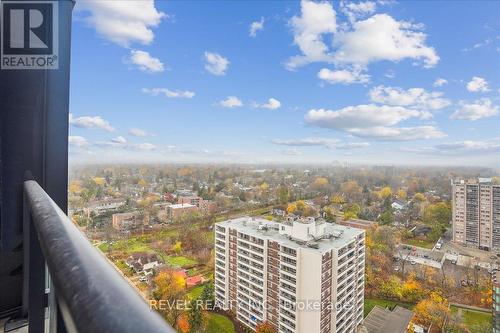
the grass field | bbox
[165,255,197,267]
[206,313,235,333]
[404,237,436,249]
[187,284,205,300]
[450,306,492,332]
[364,298,415,317]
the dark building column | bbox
[0,0,74,318]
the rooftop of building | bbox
[216,216,364,253]
[452,177,498,185]
[169,203,197,209]
[362,305,414,333]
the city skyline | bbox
[69,0,500,166]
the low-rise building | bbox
[360,305,414,333]
[126,253,162,275]
[167,203,198,222]
[84,198,126,216]
[178,194,216,214]
[339,219,378,231]
[112,211,141,231]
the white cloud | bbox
[272,137,370,150]
[287,2,438,70]
[111,136,127,144]
[341,1,376,22]
[466,76,490,92]
[133,143,156,151]
[69,136,88,147]
[286,0,337,69]
[129,128,148,137]
[318,68,370,84]
[333,14,439,68]
[128,50,164,73]
[204,52,229,76]
[304,104,444,141]
[433,78,448,87]
[70,114,114,132]
[347,125,445,141]
[257,98,282,110]
[368,86,451,110]
[76,0,165,47]
[410,140,500,155]
[249,17,265,37]
[306,104,431,129]
[451,98,498,121]
[142,88,195,99]
[272,137,339,147]
[219,96,243,108]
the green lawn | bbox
[450,306,492,331]
[364,298,415,317]
[404,237,436,249]
[165,255,197,268]
[187,284,205,300]
[98,238,153,253]
[206,313,235,333]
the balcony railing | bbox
[23,180,175,333]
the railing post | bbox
[23,191,46,333]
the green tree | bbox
[378,209,394,225]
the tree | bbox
[396,189,407,200]
[187,300,207,333]
[277,185,290,205]
[154,270,186,326]
[173,241,182,254]
[199,283,215,309]
[324,206,336,223]
[423,202,451,227]
[312,177,329,190]
[413,292,450,330]
[413,193,426,202]
[378,209,394,225]
[256,322,276,333]
[379,186,393,199]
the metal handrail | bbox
[24,180,175,333]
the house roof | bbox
[186,276,203,285]
[362,305,414,333]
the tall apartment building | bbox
[214,217,365,333]
[493,272,500,333]
[452,178,500,251]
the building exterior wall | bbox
[214,218,365,333]
[452,179,500,251]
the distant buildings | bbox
[214,217,365,333]
[167,203,198,222]
[84,198,126,216]
[339,218,378,231]
[391,200,406,212]
[177,193,216,214]
[126,253,162,275]
[452,178,500,251]
[360,305,415,333]
[112,211,141,231]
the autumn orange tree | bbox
[413,292,450,331]
[153,269,186,327]
[256,321,277,333]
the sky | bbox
[68,0,500,166]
